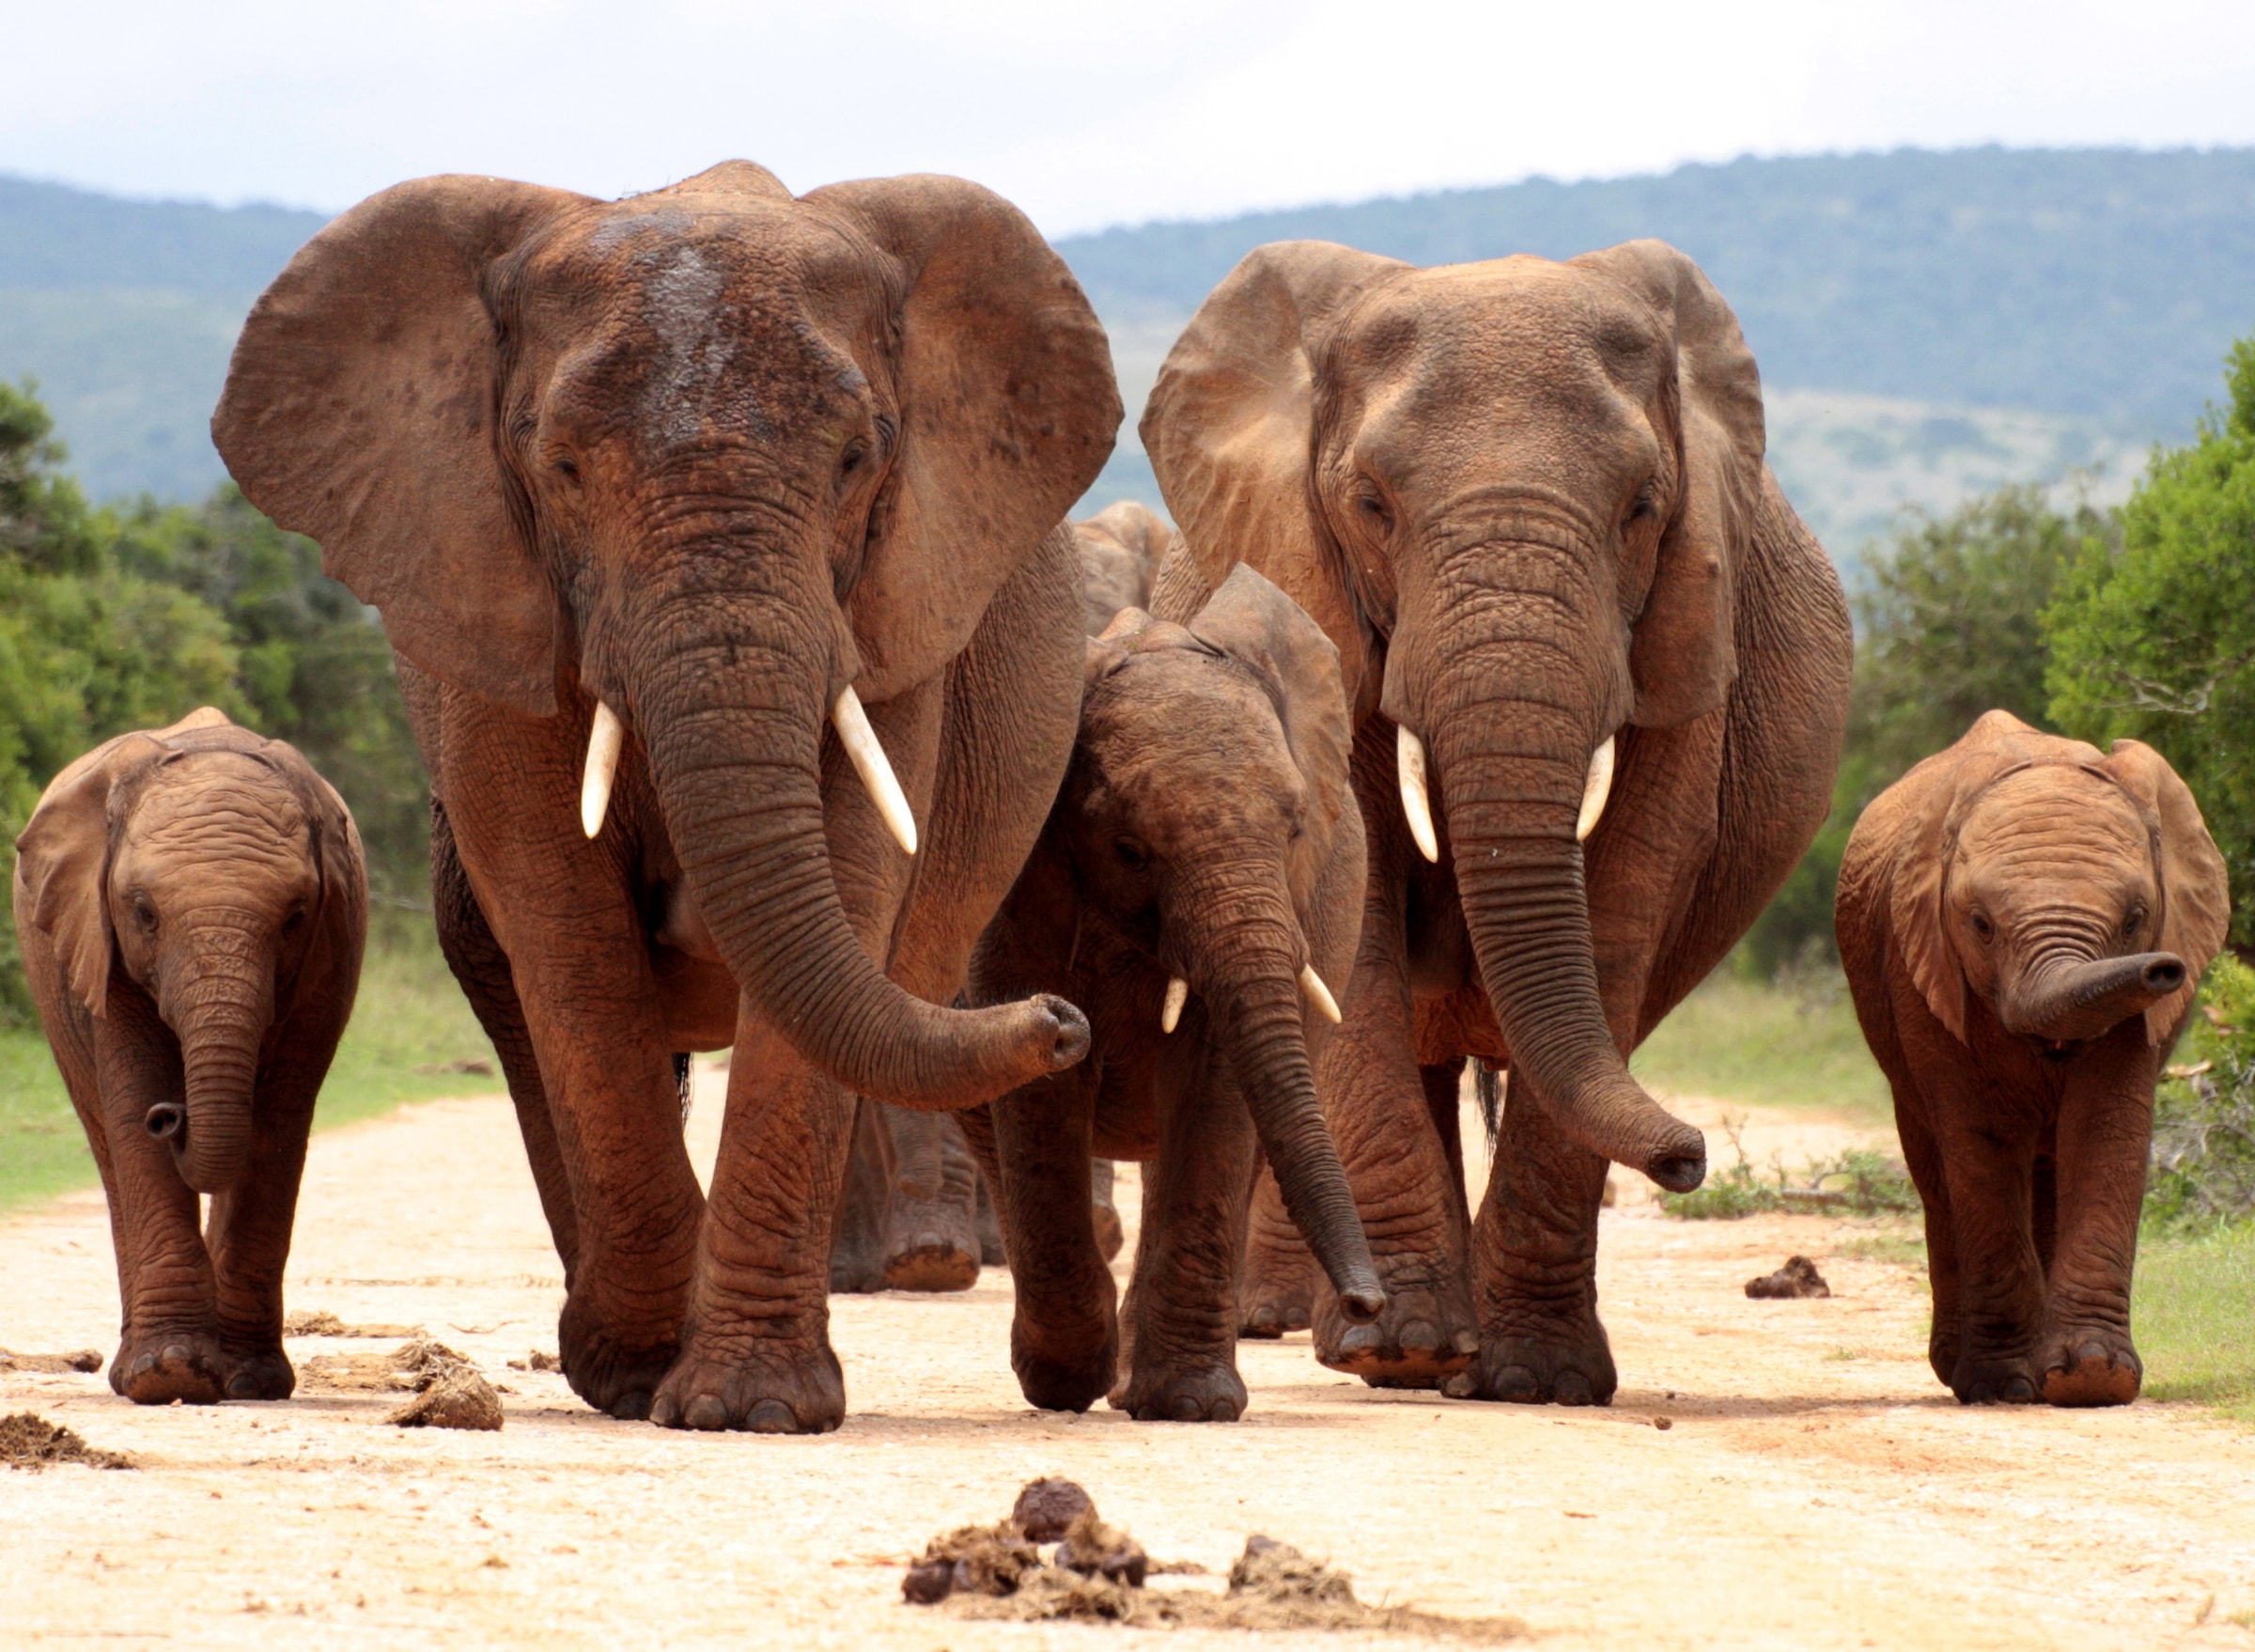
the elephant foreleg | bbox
[993,1071,1114,1413]
[2038,1030,2156,1407]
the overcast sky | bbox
[6,0,2254,235]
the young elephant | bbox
[969,565,1385,1421]
[11,708,366,1404]
[1837,710,2227,1406]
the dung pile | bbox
[1,1412,133,1472]
[302,1339,504,1430]
[904,1478,1522,1641]
[283,1309,420,1338]
[1745,1255,1832,1299]
[0,1348,103,1374]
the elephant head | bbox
[1072,499,1174,633]
[13,708,363,1192]
[1885,711,2229,1058]
[1070,565,1383,1317]
[213,163,1119,1110]
[1141,239,1757,1189]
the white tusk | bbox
[1397,723,1440,864]
[1576,736,1617,844]
[1160,976,1189,1035]
[832,685,918,856]
[1299,964,1343,1024]
[581,701,624,839]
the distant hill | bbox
[2,148,2251,556]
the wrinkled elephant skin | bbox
[12,709,367,1405]
[1837,711,2229,1406]
[213,162,1120,1430]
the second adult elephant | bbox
[1143,238,1852,1401]
[214,162,1120,1430]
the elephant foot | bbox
[1239,1279,1314,1340]
[219,1342,296,1401]
[881,1229,981,1293]
[2039,1332,2140,1407]
[112,1329,229,1406]
[830,1244,890,1295]
[557,1313,680,1422]
[1314,1273,1477,1388]
[1950,1353,2041,1406]
[1470,1294,1618,1406]
[649,1335,847,1434]
[1112,1360,1247,1423]
[1012,1321,1117,1413]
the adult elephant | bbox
[1141,239,1851,1402]
[213,162,1120,1431]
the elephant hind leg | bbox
[1239,1161,1319,1337]
[879,1109,983,1293]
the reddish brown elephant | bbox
[213,162,1119,1431]
[11,708,366,1404]
[1836,711,2228,1406]
[1141,238,1852,1402]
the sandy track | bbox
[4,1078,2253,1650]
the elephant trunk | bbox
[166,935,272,1194]
[1174,873,1385,1320]
[2001,951,2185,1045]
[1407,573,1705,1192]
[632,600,1086,1112]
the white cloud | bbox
[1,0,2250,230]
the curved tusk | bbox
[1160,976,1189,1035]
[1576,735,1617,844]
[1396,723,1440,864]
[581,701,624,839]
[1299,964,1343,1025]
[832,685,918,856]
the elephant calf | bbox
[11,708,366,1404]
[1837,710,2227,1406]
[968,566,1384,1422]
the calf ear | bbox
[1187,565,1352,839]
[2103,740,2232,1044]
[14,732,165,1016]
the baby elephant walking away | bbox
[11,708,367,1404]
[1836,710,2227,1406]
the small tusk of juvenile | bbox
[833,685,919,856]
[1160,976,1189,1035]
[1396,723,1441,864]
[581,701,624,839]
[1299,964,1343,1024]
[1576,735,1617,844]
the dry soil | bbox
[3,1076,2253,1650]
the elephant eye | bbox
[840,441,868,477]
[282,907,308,937]
[1113,836,1151,872]
[1354,483,1392,533]
[2123,903,2147,939]
[1969,911,1994,943]
[130,893,159,935]
[1625,487,1659,527]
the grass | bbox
[0,912,502,1216]
[1632,967,1890,1120]
[2134,1221,2255,1424]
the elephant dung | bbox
[1745,1256,1832,1300]
[1010,1476,1095,1542]
[0,1348,103,1374]
[1,1412,133,1472]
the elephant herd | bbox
[9,161,2228,1433]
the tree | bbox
[2047,336,2255,950]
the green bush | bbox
[2146,955,2255,1230]
[1658,1117,1920,1221]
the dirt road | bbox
[4,1078,2253,1650]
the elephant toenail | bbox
[610,1389,653,1422]
[1492,1365,1542,1403]
[1453,1330,1481,1356]
[1211,1398,1240,1422]
[1441,1372,1477,1399]
[682,1395,730,1431]
[1554,1371,1594,1406]
[226,1371,261,1399]
[745,1399,798,1434]
[1338,1324,1380,1356]
[1171,1395,1203,1422]
[1398,1319,1440,1355]
[2000,1377,2035,1403]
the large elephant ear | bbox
[13,725,179,1016]
[1573,241,1766,729]
[803,176,1121,702]
[212,176,593,715]
[1140,241,1407,710]
[1187,565,1352,836]
[1884,710,2058,1044]
[2102,739,2232,1044]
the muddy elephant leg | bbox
[1310,857,1477,1386]
[1113,1054,1259,1422]
[431,797,581,1283]
[1932,1114,2045,1404]
[1893,1096,1965,1389]
[2037,1035,2156,1407]
[994,1072,1115,1411]
[1239,1160,1319,1337]
[87,996,228,1404]
[878,1107,983,1292]
[829,1099,894,1293]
